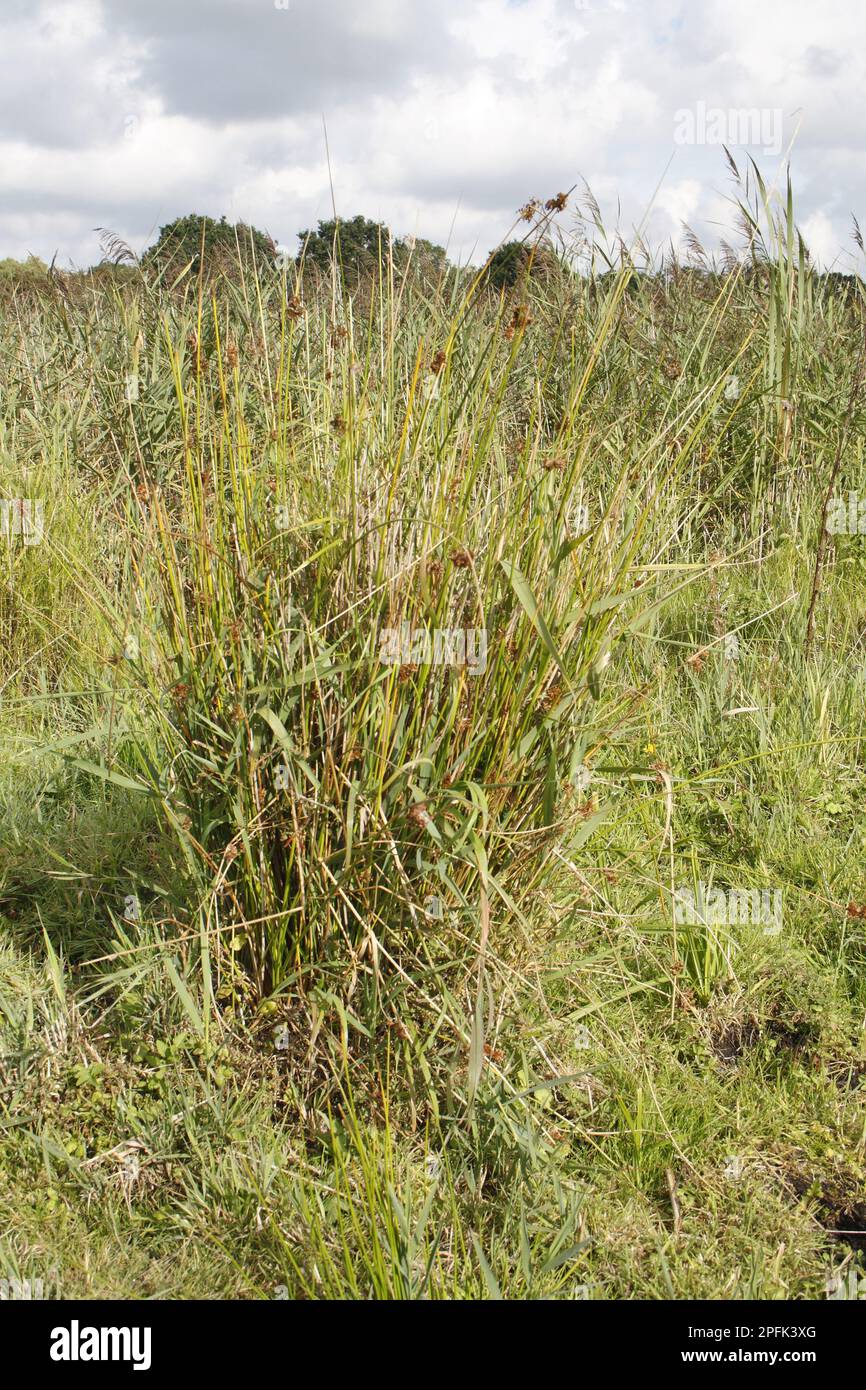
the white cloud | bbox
[655,180,702,238]
[0,0,864,272]
[802,209,842,270]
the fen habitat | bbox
[3,161,866,1310]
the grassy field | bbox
[2,175,866,1301]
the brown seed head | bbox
[449,547,473,569]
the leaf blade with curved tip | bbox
[500,558,570,685]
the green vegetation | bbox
[298,213,448,288]
[140,213,277,282]
[484,239,560,289]
[2,171,866,1300]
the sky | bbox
[1,0,865,271]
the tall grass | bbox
[60,243,686,1003]
[5,168,863,1014]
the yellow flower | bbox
[644,742,656,755]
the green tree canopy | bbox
[0,254,49,280]
[483,240,561,291]
[142,214,276,280]
[297,215,447,284]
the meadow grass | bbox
[2,176,866,1298]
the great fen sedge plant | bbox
[102,248,659,1005]
[45,167,854,1019]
